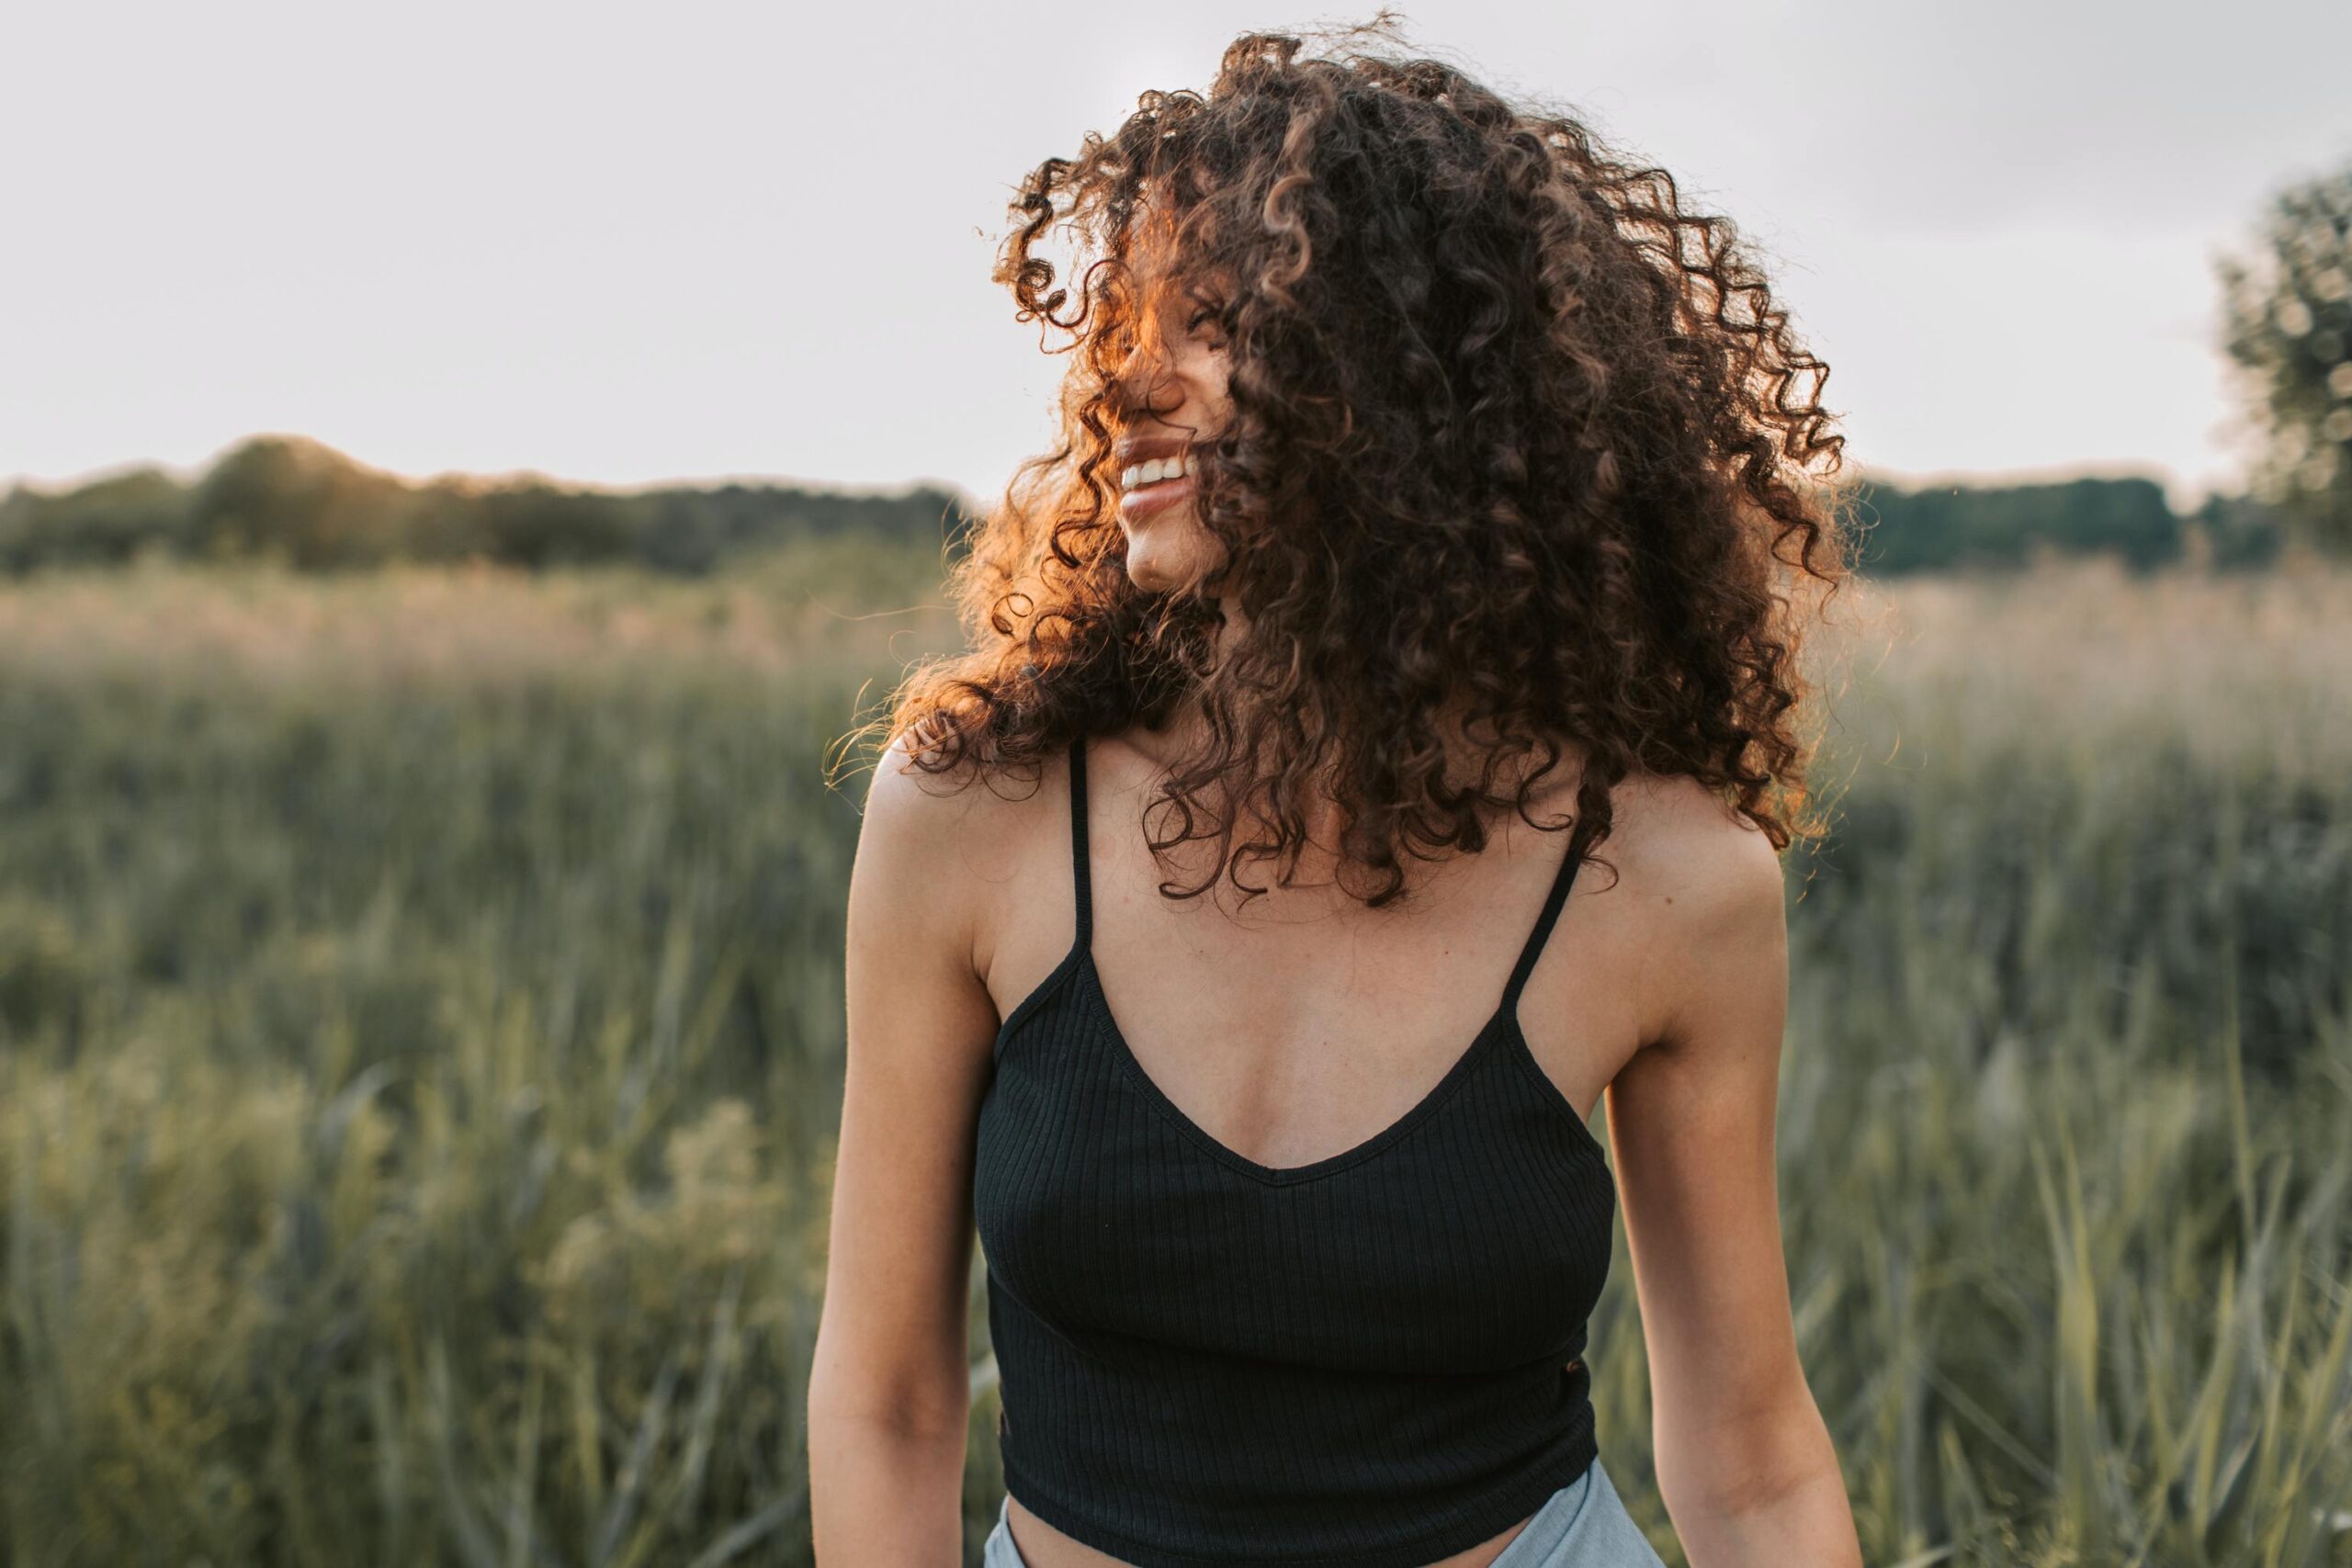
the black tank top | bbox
[973,735,1616,1567]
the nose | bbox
[1109,320,1182,422]
[1112,359,1184,425]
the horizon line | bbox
[4,435,2244,512]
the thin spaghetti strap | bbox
[1069,734,1093,949]
[1498,816,1589,1012]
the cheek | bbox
[1199,361,1232,417]
[1167,342,1230,414]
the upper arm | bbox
[808,731,1006,1437]
[1604,802,1806,1472]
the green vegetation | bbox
[2,434,2305,582]
[1849,474,2287,576]
[0,558,2346,1565]
[0,435,977,576]
[2218,152,2352,552]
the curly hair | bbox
[859,12,1854,908]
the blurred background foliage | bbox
[0,431,2311,581]
[2219,155,2352,545]
[0,434,977,578]
[0,555,2346,1566]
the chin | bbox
[1125,554,1185,593]
[1120,532,1185,592]
[1123,517,1224,595]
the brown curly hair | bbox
[858,12,1854,908]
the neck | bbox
[1140,599,1579,856]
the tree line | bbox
[1849,474,2285,575]
[5,155,2346,581]
[0,435,976,576]
[2,432,2300,580]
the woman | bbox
[810,17,1863,1567]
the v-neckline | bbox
[1039,729,1596,1189]
[1078,948,1523,1187]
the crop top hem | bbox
[997,1438,1600,1568]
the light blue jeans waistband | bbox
[981,1457,1669,1566]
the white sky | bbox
[3,1,2346,512]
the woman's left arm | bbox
[1604,805,1862,1568]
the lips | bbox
[1114,432,1192,468]
[1118,467,1194,525]
[1113,431,1198,525]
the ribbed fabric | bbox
[973,735,1618,1568]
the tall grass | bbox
[0,558,2346,1566]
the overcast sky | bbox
[4,1,2346,510]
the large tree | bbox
[2216,156,2352,554]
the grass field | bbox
[1,553,2346,1566]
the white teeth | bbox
[1119,454,1196,491]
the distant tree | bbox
[0,466,192,570]
[189,435,425,568]
[2216,155,2352,555]
[2182,490,2287,571]
[3,434,983,577]
[471,481,641,568]
[1849,473,2182,576]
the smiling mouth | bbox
[1118,470,1194,523]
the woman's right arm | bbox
[808,731,1009,1565]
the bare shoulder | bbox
[1589,771,1789,1053]
[852,728,1063,987]
[815,729,1056,1444]
[857,728,1005,871]
[1600,771,1785,927]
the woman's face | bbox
[1110,232,1234,596]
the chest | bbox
[973,954,1617,1377]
